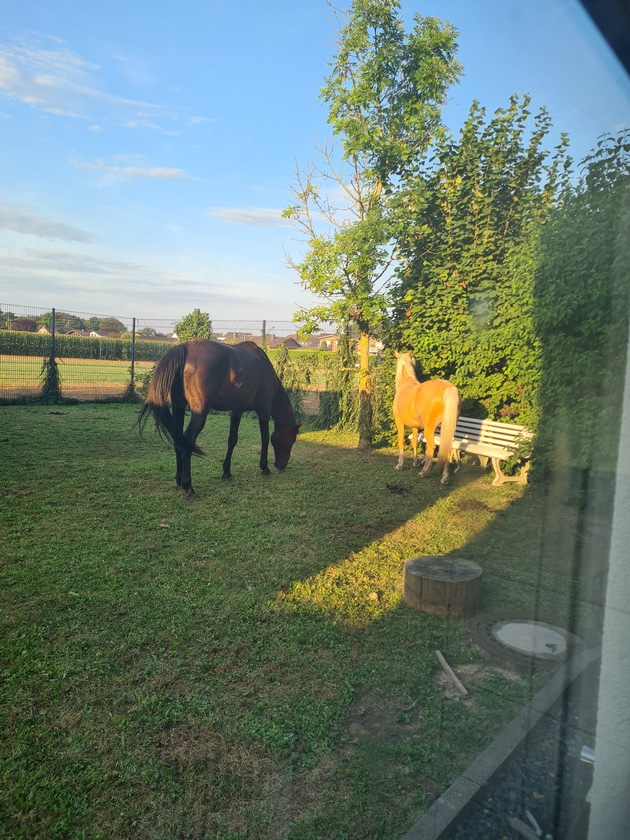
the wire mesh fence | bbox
[0,302,337,402]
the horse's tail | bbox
[437,385,461,465]
[137,343,204,456]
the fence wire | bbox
[0,303,337,402]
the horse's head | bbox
[271,422,300,470]
[395,350,417,386]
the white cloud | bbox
[0,246,281,318]
[209,207,293,228]
[0,37,176,130]
[0,248,135,275]
[187,115,214,125]
[0,202,94,242]
[70,158,190,181]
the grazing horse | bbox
[392,351,461,485]
[138,339,300,498]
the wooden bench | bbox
[420,416,534,486]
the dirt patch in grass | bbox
[150,723,343,838]
[347,692,423,744]
[456,498,494,513]
[348,662,525,742]
[159,722,268,772]
[434,661,525,701]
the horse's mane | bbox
[395,352,419,388]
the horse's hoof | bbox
[184,489,196,500]
[394,464,403,471]
[221,473,232,481]
[261,468,271,476]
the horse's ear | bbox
[394,350,401,358]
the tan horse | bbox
[392,351,461,484]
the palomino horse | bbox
[392,351,461,484]
[138,339,300,498]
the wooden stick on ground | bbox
[508,816,540,840]
[435,650,469,697]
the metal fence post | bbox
[262,319,266,349]
[130,317,136,393]
[51,308,56,359]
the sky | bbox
[0,0,628,327]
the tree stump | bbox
[403,556,482,618]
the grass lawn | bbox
[0,404,575,839]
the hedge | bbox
[0,331,173,362]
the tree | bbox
[99,317,126,335]
[533,130,630,475]
[37,311,85,331]
[11,318,37,332]
[174,308,213,342]
[391,95,571,424]
[275,342,290,380]
[284,0,460,449]
[0,311,16,329]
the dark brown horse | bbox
[138,339,300,497]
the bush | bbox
[0,330,173,362]
[39,357,64,404]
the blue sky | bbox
[0,0,628,324]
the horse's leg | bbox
[180,411,208,498]
[420,405,443,478]
[172,403,186,488]
[420,405,448,481]
[395,418,406,470]
[258,415,272,475]
[222,412,242,480]
[419,425,436,477]
[411,428,419,467]
[439,440,458,484]
[440,455,451,485]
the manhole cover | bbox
[470,613,585,667]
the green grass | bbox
[0,404,574,839]
[0,356,155,400]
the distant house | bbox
[137,332,171,341]
[245,335,303,350]
[278,337,302,350]
[303,334,339,351]
[37,325,69,335]
[221,331,255,343]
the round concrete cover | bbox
[493,620,568,657]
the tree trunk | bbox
[357,330,372,451]
[403,556,482,618]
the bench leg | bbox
[491,457,530,486]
